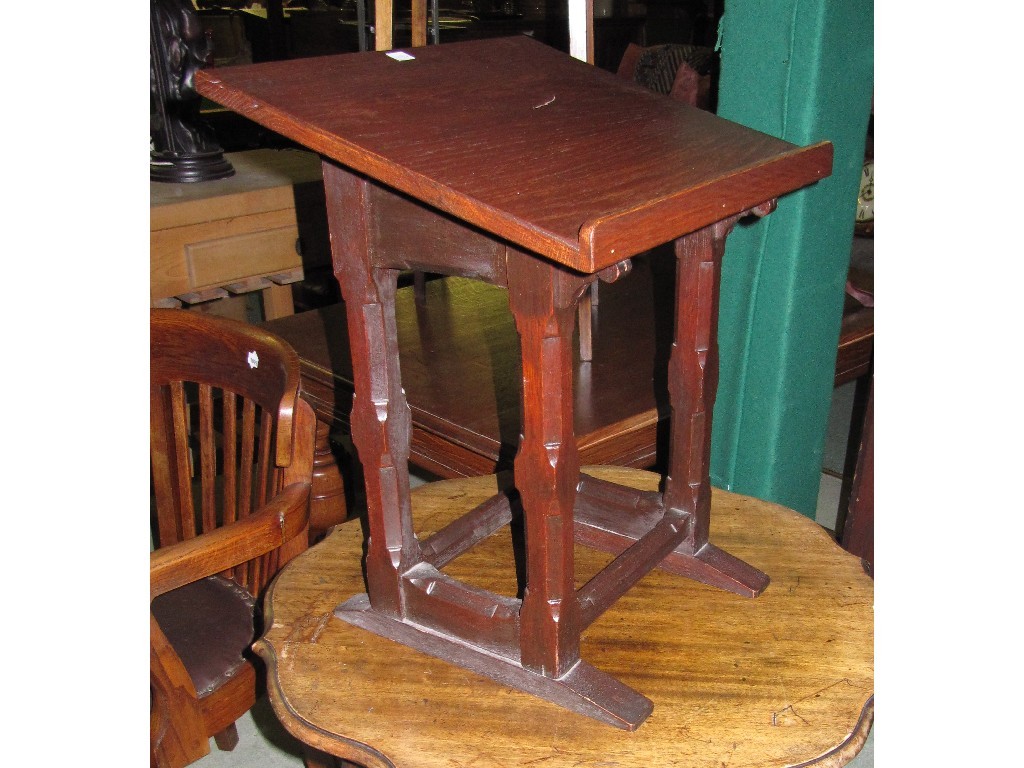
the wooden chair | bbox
[150,308,315,768]
[615,42,716,110]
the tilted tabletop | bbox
[194,35,831,273]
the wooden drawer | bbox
[151,208,301,299]
[151,149,325,303]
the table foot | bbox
[656,542,769,598]
[574,473,769,598]
[335,593,654,730]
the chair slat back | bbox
[151,309,304,596]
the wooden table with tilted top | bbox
[197,35,834,733]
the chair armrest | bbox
[151,481,310,601]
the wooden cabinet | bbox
[150,148,328,319]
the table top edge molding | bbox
[256,629,399,768]
[579,140,834,269]
[195,72,584,268]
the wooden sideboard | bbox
[150,148,329,319]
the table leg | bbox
[506,251,584,679]
[569,221,768,599]
[659,221,769,595]
[321,162,421,616]
[261,283,295,320]
[504,251,653,728]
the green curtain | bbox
[710,0,874,516]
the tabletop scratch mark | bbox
[308,613,331,643]
[771,678,853,726]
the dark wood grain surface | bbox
[195,36,831,273]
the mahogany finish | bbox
[196,36,832,729]
[257,468,874,768]
[150,309,315,768]
[196,37,830,273]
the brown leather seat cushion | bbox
[151,575,257,697]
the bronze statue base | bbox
[151,150,235,184]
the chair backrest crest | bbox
[151,309,302,466]
[150,309,309,585]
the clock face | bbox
[856,160,874,223]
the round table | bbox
[256,467,873,768]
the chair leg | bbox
[212,723,239,752]
[834,369,872,538]
[840,376,873,575]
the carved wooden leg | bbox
[320,162,420,616]
[507,253,583,679]
[568,220,771,597]
[659,222,768,596]
[505,252,652,730]
[663,225,721,533]
[309,419,349,543]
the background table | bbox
[257,467,873,768]
[263,255,676,479]
[265,259,673,540]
